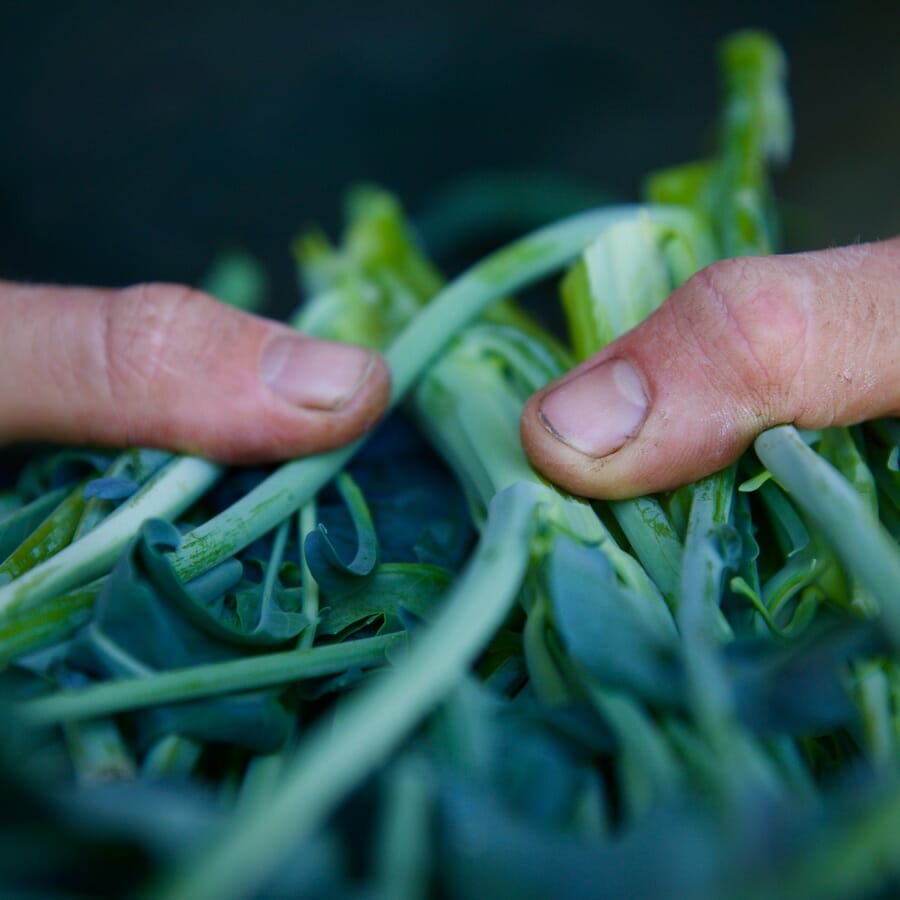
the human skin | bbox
[521,237,900,499]
[0,281,391,462]
[1,239,897,498]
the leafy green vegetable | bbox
[1,29,898,900]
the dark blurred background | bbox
[2,0,898,318]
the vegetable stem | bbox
[18,632,405,724]
[0,457,222,623]
[755,426,900,644]
[298,501,319,650]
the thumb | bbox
[521,238,900,499]
[0,281,391,462]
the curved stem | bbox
[173,205,692,582]
[0,205,695,641]
[755,426,900,644]
[0,457,222,622]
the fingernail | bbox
[539,358,648,457]
[260,336,375,410]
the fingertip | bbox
[282,346,393,453]
[521,385,649,500]
[184,336,393,465]
[259,334,380,412]
[520,295,759,500]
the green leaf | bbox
[727,622,873,735]
[305,472,378,594]
[0,480,90,584]
[68,520,242,674]
[201,251,268,313]
[544,534,681,707]
[63,520,291,751]
[316,563,452,637]
[0,486,68,562]
[646,30,792,257]
[816,427,878,514]
[83,477,140,501]
[560,215,716,360]
[293,186,442,349]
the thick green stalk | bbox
[0,456,222,621]
[19,632,404,725]
[64,718,135,784]
[755,426,900,644]
[0,480,89,583]
[141,735,203,781]
[297,500,319,649]
[374,755,433,900]
[610,497,683,610]
[72,450,168,541]
[0,486,69,561]
[413,324,664,607]
[154,481,542,900]
[0,579,100,666]
[677,468,737,739]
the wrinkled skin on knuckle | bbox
[105,284,183,391]
[787,243,898,427]
[667,257,811,427]
[101,283,227,443]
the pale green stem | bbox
[64,718,136,784]
[610,496,683,611]
[755,426,900,643]
[19,632,404,725]
[0,578,100,667]
[142,735,203,780]
[298,501,319,650]
[172,205,692,582]
[0,457,222,621]
[374,755,433,900]
[677,468,737,740]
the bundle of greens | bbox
[1,30,899,900]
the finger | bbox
[521,238,900,499]
[0,281,391,463]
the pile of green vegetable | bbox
[2,30,899,900]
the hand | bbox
[522,237,900,499]
[0,281,391,462]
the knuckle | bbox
[671,258,809,419]
[104,283,209,386]
[100,283,215,432]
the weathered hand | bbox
[0,281,390,461]
[522,238,900,498]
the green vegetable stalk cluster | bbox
[0,29,899,900]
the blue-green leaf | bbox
[544,535,682,707]
[305,472,378,594]
[84,477,140,501]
